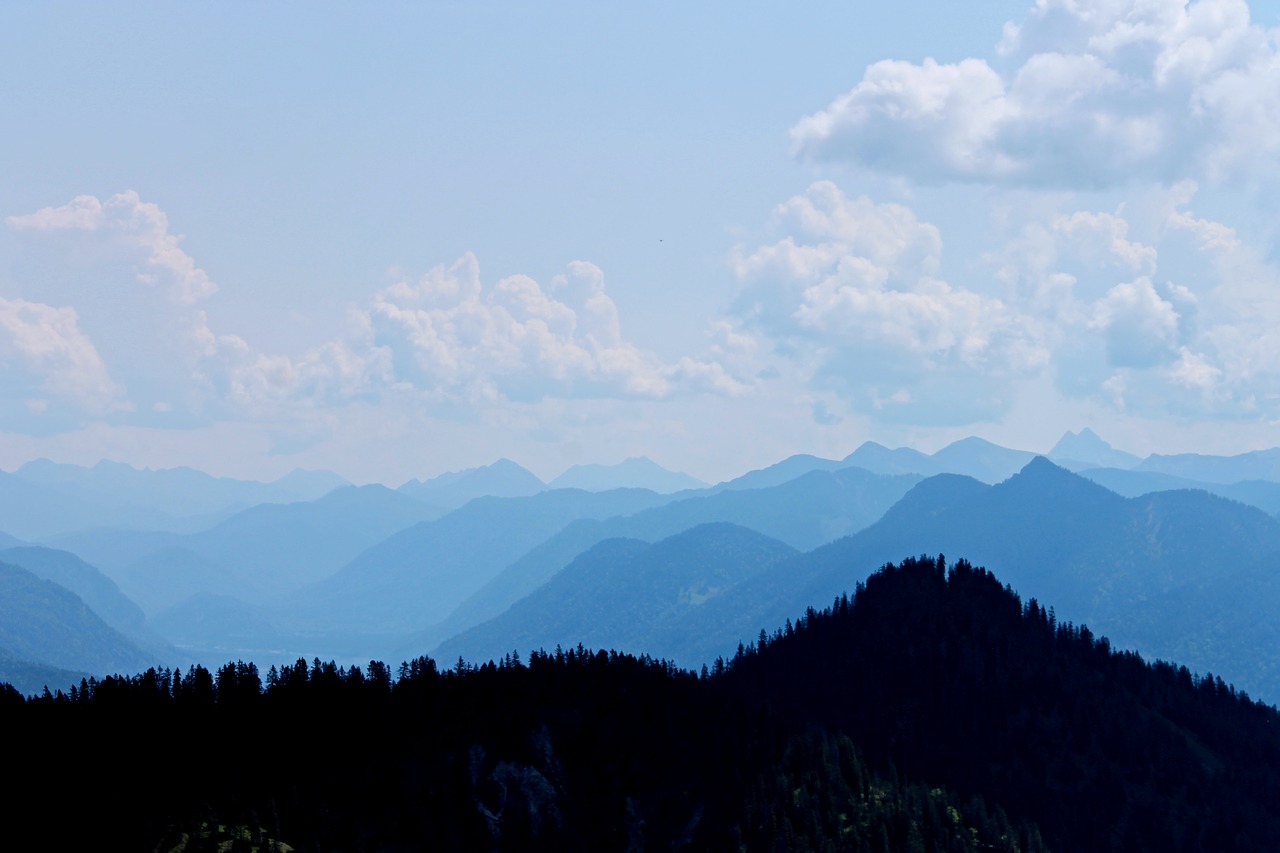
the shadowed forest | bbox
[6,556,1279,851]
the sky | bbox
[3,0,1280,485]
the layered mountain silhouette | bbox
[1136,447,1280,483]
[1078,467,1280,515]
[410,465,921,653]
[0,546,147,638]
[549,456,706,493]
[397,458,546,509]
[14,433,1280,704]
[16,458,346,514]
[649,458,1280,700]
[435,523,797,664]
[280,487,680,643]
[0,561,157,679]
[47,484,443,611]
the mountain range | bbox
[7,428,1280,706]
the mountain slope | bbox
[421,466,921,650]
[0,646,88,698]
[708,453,845,492]
[177,483,444,595]
[0,546,147,637]
[660,458,1280,701]
[928,436,1037,482]
[1048,426,1141,469]
[48,485,444,611]
[436,523,797,664]
[725,556,1280,852]
[286,487,677,639]
[114,547,248,616]
[397,458,545,509]
[0,562,157,677]
[1081,466,1280,515]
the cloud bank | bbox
[1,192,742,435]
[792,0,1280,187]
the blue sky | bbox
[3,0,1280,484]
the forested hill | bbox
[724,557,1280,851]
[4,557,1279,851]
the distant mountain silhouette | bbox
[284,488,678,643]
[435,523,797,664]
[841,441,942,476]
[418,466,922,652]
[0,469,178,540]
[1137,447,1280,484]
[15,458,347,522]
[47,484,443,612]
[114,547,248,616]
[549,457,705,493]
[759,437,1035,484]
[1047,427,1141,470]
[708,453,847,492]
[928,436,1037,482]
[176,483,444,596]
[1078,467,1280,515]
[265,468,351,501]
[397,458,545,509]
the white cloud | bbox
[4,193,743,432]
[366,253,683,401]
[734,176,1280,425]
[0,298,120,413]
[793,0,1280,187]
[7,191,217,303]
[1089,276,1182,367]
[1053,210,1158,274]
[730,182,1049,422]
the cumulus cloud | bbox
[367,253,683,401]
[730,172,1280,426]
[977,181,1280,419]
[792,0,1280,186]
[0,298,120,413]
[3,193,742,432]
[1089,276,1182,367]
[730,182,1049,422]
[7,191,217,303]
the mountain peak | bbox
[398,458,545,509]
[1000,456,1126,506]
[929,437,1035,483]
[550,457,705,493]
[1048,428,1140,470]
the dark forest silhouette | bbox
[5,556,1279,851]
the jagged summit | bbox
[1048,428,1141,470]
